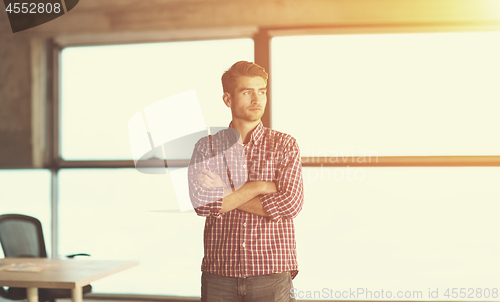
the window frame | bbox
[47,27,260,259]
[266,23,500,167]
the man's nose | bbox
[252,92,263,103]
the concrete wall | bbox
[1,0,499,167]
[0,34,32,167]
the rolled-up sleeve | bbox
[188,139,224,218]
[260,138,304,221]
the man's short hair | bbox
[221,61,268,94]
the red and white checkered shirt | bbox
[188,122,304,279]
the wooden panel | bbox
[302,156,500,167]
[49,157,500,168]
[30,38,47,168]
[53,27,258,47]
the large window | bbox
[60,39,254,160]
[271,31,500,156]
[294,167,500,299]
[58,169,204,296]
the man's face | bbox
[223,76,267,123]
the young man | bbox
[188,61,304,301]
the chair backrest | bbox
[0,214,47,258]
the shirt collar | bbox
[228,121,265,145]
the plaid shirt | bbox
[188,122,304,279]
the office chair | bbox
[0,214,92,302]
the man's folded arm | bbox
[217,179,277,217]
[188,139,276,217]
[236,196,270,217]
[224,181,275,216]
[259,138,304,221]
[188,140,225,217]
[190,176,274,217]
[189,173,224,217]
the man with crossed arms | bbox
[188,61,304,301]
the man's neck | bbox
[231,119,260,144]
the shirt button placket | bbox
[240,219,248,277]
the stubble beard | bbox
[242,110,263,123]
[232,106,264,123]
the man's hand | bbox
[194,168,227,189]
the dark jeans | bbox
[201,271,295,302]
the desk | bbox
[0,258,139,302]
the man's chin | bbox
[248,115,263,122]
[249,111,264,120]
[234,113,263,123]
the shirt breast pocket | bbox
[248,151,278,182]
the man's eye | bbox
[259,91,266,95]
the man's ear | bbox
[222,92,231,108]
